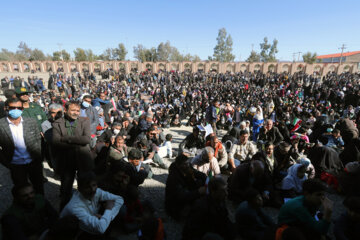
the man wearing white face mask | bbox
[81,95,99,135]
[0,97,44,194]
[97,122,126,145]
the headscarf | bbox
[282,163,307,193]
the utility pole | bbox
[296,52,302,62]
[251,44,254,52]
[339,44,346,65]
[292,53,296,62]
[57,43,63,60]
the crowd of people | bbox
[0,68,360,240]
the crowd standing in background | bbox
[0,69,360,240]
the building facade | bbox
[0,61,358,75]
[316,51,360,63]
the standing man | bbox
[206,99,220,132]
[0,98,44,194]
[52,100,93,209]
[16,87,49,182]
[41,103,64,172]
[80,95,99,135]
[16,87,47,129]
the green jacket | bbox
[278,196,330,235]
[22,102,47,130]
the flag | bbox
[326,101,332,109]
[291,117,302,133]
[110,97,117,111]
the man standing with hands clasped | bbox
[52,100,94,209]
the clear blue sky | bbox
[1,0,359,61]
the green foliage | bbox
[133,41,200,62]
[52,51,61,61]
[100,43,128,61]
[192,55,201,62]
[0,42,47,61]
[302,52,317,64]
[61,50,71,61]
[29,48,46,61]
[0,48,15,61]
[85,49,96,62]
[259,37,278,62]
[246,50,261,63]
[157,41,172,61]
[210,28,235,62]
[73,48,87,61]
[133,44,147,62]
[115,43,127,61]
[15,42,32,61]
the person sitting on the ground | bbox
[127,148,153,184]
[228,160,273,205]
[334,196,360,240]
[278,179,333,240]
[235,188,275,240]
[98,161,132,198]
[97,121,126,144]
[162,133,174,158]
[136,137,167,169]
[179,126,205,156]
[273,141,297,181]
[182,176,236,240]
[228,130,257,171]
[1,183,58,240]
[308,145,344,181]
[191,147,221,176]
[165,154,207,220]
[107,135,130,166]
[206,136,228,169]
[221,127,239,153]
[138,113,153,133]
[280,164,308,198]
[252,142,277,176]
[323,128,345,149]
[60,171,124,236]
[339,161,360,197]
[258,119,284,146]
[170,113,181,127]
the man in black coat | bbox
[228,160,273,205]
[52,100,93,209]
[165,154,207,220]
[258,119,284,145]
[182,176,236,240]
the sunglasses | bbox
[8,106,24,110]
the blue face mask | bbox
[82,102,90,108]
[8,109,23,119]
